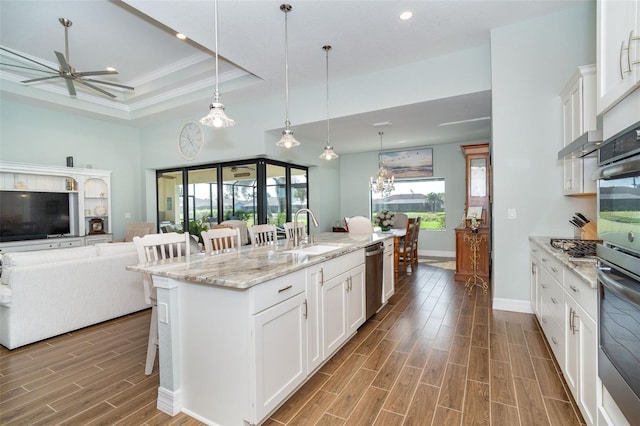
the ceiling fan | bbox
[0,18,134,99]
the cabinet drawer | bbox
[383,238,394,253]
[539,251,563,284]
[58,239,83,248]
[322,250,364,281]
[539,272,565,365]
[565,270,597,319]
[530,242,544,264]
[250,269,305,314]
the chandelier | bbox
[275,4,300,148]
[370,131,395,196]
[200,0,235,128]
[319,45,338,160]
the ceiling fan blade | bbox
[75,70,117,77]
[22,75,62,83]
[54,51,71,73]
[82,78,134,91]
[65,78,77,97]
[0,62,58,74]
[75,79,116,98]
[0,46,59,72]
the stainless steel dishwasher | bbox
[365,242,385,320]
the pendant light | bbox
[200,0,235,128]
[276,4,300,148]
[319,45,338,160]
[370,131,395,196]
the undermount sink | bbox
[283,244,342,256]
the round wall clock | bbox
[178,121,204,160]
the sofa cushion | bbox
[96,241,136,256]
[2,245,97,268]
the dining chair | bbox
[283,221,306,241]
[132,231,190,375]
[220,220,249,245]
[124,221,155,242]
[347,216,373,235]
[249,224,278,245]
[410,217,421,268]
[201,227,242,254]
[392,213,408,230]
[398,218,421,273]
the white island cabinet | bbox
[138,238,376,426]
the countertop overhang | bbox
[127,232,393,290]
[529,236,597,287]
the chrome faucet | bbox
[293,208,319,248]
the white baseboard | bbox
[492,298,534,314]
[157,386,182,416]
[419,249,455,258]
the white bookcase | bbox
[0,161,112,252]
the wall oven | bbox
[595,120,640,423]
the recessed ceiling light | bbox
[399,11,413,21]
[106,67,116,72]
[438,116,491,127]
[372,121,392,127]
[176,33,187,40]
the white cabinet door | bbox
[560,65,597,195]
[565,298,580,398]
[382,240,394,303]
[252,292,307,421]
[322,271,348,358]
[597,0,640,114]
[577,306,598,426]
[530,257,540,317]
[565,295,598,426]
[346,264,366,335]
[322,265,366,359]
[305,264,323,373]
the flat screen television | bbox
[0,191,71,242]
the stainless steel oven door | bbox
[595,156,640,256]
[597,254,640,423]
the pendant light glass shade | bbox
[200,0,235,128]
[320,146,338,160]
[319,45,338,160]
[276,4,300,148]
[370,131,395,196]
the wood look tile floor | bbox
[0,261,584,425]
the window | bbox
[156,160,308,237]
[371,178,446,230]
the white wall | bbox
[133,45,492,233]
[340,141,470,255]
[0,98,143,239]
[490,3,596,310]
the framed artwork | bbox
[166,197,173,211]
[466,206,483,219]
[379,148,433,178]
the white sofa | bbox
[0,242,149,349]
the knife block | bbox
[580,222,598,240]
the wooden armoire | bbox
[455,143,491,282]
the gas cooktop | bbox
[549,238,602,260]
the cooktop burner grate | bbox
[549,238,602,258]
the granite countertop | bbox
[127,232,392,290]
[529,236,597,287]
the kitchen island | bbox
[127,232,392,426]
